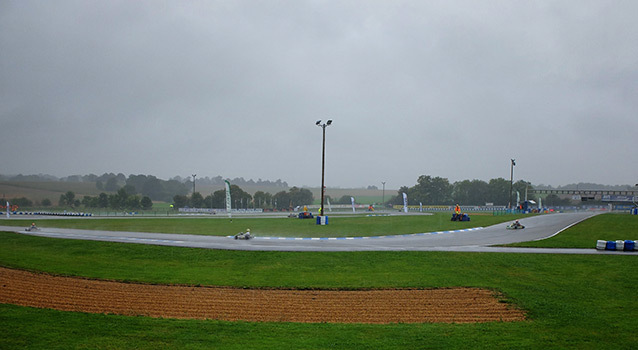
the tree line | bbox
[171,175,289,189]
[390,175,536,206]
[59,189,153,211]
[174,186,314,210]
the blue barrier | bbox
[598,240,637,251]
[316,216,328,225]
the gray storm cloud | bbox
[1,1,637,188]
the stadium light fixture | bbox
[317,119,333,221]
[509,159,515,210]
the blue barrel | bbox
[316,216,329,225]
[632,208,638,215]
[605,241,616,250]
[624,240,635,251]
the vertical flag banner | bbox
[6,201,9,218]
[350,197,355,213]
[224,180,232,218]
[516,191,520,208]
[420,202,423,212]
[327,197,332,212]
[402,193,408,213]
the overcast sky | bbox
[1,1,637,189]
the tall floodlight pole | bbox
[509,159,515,210]
[316,119,332,218]
[192,174,197,194]
[381,181,386,208]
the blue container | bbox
[605,241,616,250]
[316,216,329,225]
[632,208,638,215]
[624,240,635,251]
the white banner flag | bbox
[6,201,9,218]
[516,191,520,208]
[402,193,408,213]
[327,197,332,212]
[351,197,355,213]
[224,180,232,218]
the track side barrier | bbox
[596,240,636,251]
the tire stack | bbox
[596,240,636,251]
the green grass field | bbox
[1,213,637,349]
[0,212,520,238]
[508,213,638,248]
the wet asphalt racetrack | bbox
[1,211,635,254]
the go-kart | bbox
[234,231,253,240]
[451,213,470,222]
[506,221,525,230]
[25,224,40,232]
[298,212,314,219]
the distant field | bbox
[0,181,104,202]
[312,188,393,205]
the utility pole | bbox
[192,174,197,194]
[509,159,515,210]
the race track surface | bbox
[4,211,633,254]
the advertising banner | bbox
[224,180,232,218]
[602,195,637,202]
[402,193,408,213]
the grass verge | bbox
[1,229,637,349]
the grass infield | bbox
[507,212,638,248]
[1,213,636,349]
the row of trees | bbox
[0,197,37,208]
[97,174,190,202]
[172,175,289,189]
[390,175,535,206]
[60,189,153,210]
[174,186,314,210]
[0,173,290,205]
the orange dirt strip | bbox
[0,267,525,324]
